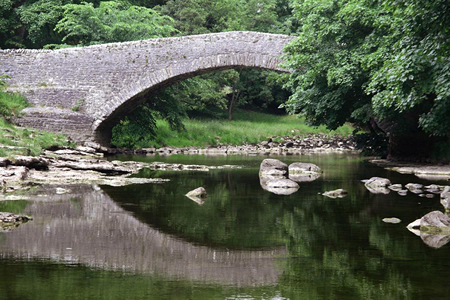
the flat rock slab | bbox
[382,217,401,224]
[322,189,348,198]
[371,159,450,180]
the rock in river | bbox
[260,177,299,195]
[288,162,322,175]
[382,217,401,224]
[364,177,391,194]
[288,162,322,182]
[406,211,450,248]
[186,187,207,198]
[0,212,32,231]
[259,159,288,177]
[266,178,299,189]
[440,186,450,211]
[322,189,348,198]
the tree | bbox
[55,1,176,46]
[284,0,450,159]
[158,0,289,120]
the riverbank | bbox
[107,133,359,156]
[371,159,450,181]
[112,110,354,148]
[0,146,248,198]
[0,133,359,198]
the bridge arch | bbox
[0,31,294,145]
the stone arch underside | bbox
[0,31,294,145]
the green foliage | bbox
[0,74,9,91]
[111,95,186,148]
[284,0,450,155]
[160,0,282,34]
[0,200,28,213]
[16,0,67,47]
[0,91,70,156]
[0,90,29,117]
[155,0,291,120]
[0,117,71,157]
[131,110,353,148]
[55,1,176,45]
[366,0,450,136]
[283,0,378,131]
[70,98,84,112]
[111,104,158,149]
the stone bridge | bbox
[0,31,294,145]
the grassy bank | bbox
[0,92,70,157]
[147,110,353,148]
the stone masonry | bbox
[0,31,294,145]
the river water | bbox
[0,153,449,299]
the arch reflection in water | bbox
[0,186,285,286]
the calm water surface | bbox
[1,154,450,299]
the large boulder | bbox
[260,177,299,195]
[266,178,299,189]
[289,173,321,183]
[288,162,322,175]
[406,212,450,248]
[421,211,450,233]
[288,162,321,182]
[259,159,288,177]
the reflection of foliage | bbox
[0,259,285,299]
[0,200,28,214]
[101,154,450,298]
[353,132,388,157]
[104,169,287,248]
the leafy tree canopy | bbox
[55,1,176,46]
[284,0,450,141]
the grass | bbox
[0,91,71,157]
[147,110,354,148]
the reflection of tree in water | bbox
[277,190,450,299]
[104,169,289,249]
[2,155,448,298]
[106,160,450,298]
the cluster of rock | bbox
[362,177,445,198]
[0,212,32,231]
[370,159,450,181]
[106,134,358,156]
[0,146,243,197]
[362,176,450,248]
[259,158,322,195]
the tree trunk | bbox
[228,69,242,121]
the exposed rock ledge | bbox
[0,147,242,193]
[370,159,450,181]
[0,212,32,231]
[101,134,359,156]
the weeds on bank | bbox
[0,92,70,157]
[146,110,353,148]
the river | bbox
[0,153,449,299]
